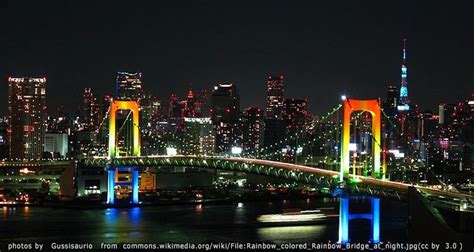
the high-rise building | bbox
[182,87,199,118]
[266,75,285,119]
[0,118,8,159]
[182,117,215,155]
[168,94,183,120]
[439,104,456,125]
[283,98,308,127]
[45,105,70,134]
[242,108,264,153]
[141,93,162,128]
[264,119,286,149]
[211,83,241,153]
[211,83,240,122]
[140,93,162,155]
[116,72,143,102]
[196,89,211,117]
[81,88,100,131]
[8,77,47,160]
[397,38,410,111]
[383,85,399,117]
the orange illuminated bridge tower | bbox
[340,98,384,181]
[107,100,141,205]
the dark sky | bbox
[1,0,473,115]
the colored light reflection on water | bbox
[258,226,327,243]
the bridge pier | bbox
[106,166,139,205]
[338,196,380,244]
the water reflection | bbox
[0,198,406,244]
[129,207,141,226]
[258,226,326,243]
[195,204,202,213]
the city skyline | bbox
[0,1,473,249]
[1,1,473,115]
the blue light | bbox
[132,167,139,204]
[400,86,408,97]
[338,197,381,244]
[397,104,410,111]
[371,197,380,243]
[107,168,115,205]
[339,197,349,244]
[129,207,141,224]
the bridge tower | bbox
[106,100,141,205]
[338,196,380,244]
[340,99,384,181]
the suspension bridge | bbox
[2,98,472,243]
[73,99,473,205]
[77,98,474,244]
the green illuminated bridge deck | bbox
[2,157,472,209]
[78,155,474,207]
[79,155,442,200]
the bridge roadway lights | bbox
[338,196,380,244]
[106,166,139,205]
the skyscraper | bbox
[0,118,8,159]
[383,85,399,117]
[8,77,47,160]
[116,72,144,102]
[242,107,264,153]
[182,117,215,155]
[211,83,241,153]
[283,98,308,128]
[168,94,183,120]
[266,75,285,119]
[397,38,410,111]
[81,88,100,131]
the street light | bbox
[341,95,347,101]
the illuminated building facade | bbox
[81,88,100,131]
[182,117,215,155]
[283,98,308,127]
[211,83,242,153]
[140,94,162,151]
[44,133,68,158]
[0,119,8,159]
[182,87,198,118]
[242,107,264,152]
[382,85,399,117]
[116,72,144,102]
[266,75,285,119]
[167,88,209,121]
[45,105,70,134]
[168,94,182,120]
[8,77,47,160]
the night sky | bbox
[1,1,473,116]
